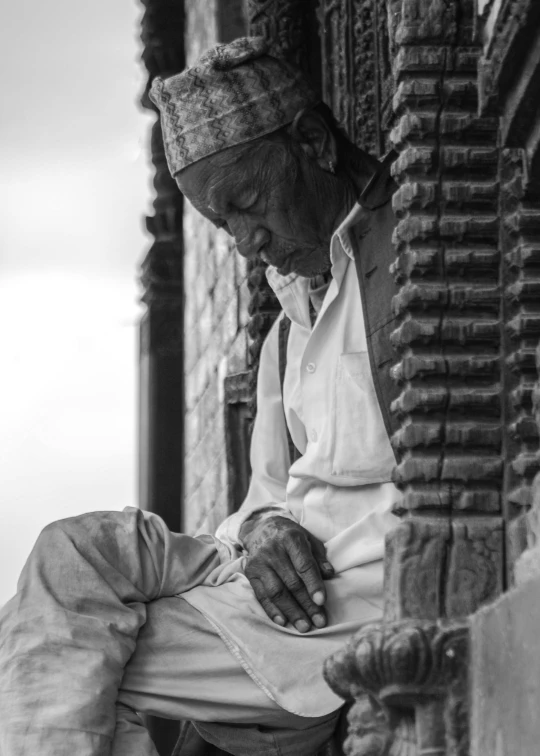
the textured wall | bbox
[182,0,250,536]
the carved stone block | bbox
[470,575,540,756]
[384,518,450,621]
[385,516,504,621]
[445,518,504,617]
[324,619,469,756]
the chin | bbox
[294,258,332,278]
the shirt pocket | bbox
[331,351,395,480]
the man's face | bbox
[176,135,337,278]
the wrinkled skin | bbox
[241,514,335,633]
[176,108,379,632]
[176,109,376,278]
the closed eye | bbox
[234,192,260,213]
[213,219,232,235]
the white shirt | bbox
[182,202,402,716]
[215,201,400,567]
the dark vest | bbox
[351,150,400,444]
[278,151,400,463]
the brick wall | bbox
[182,0,250,536]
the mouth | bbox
[276,254,295,276]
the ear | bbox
[289,108,338,174]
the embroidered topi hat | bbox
[149,36,320,176]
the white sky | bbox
[0,1,153,605]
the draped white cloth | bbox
[182,202,402,716]
[0,203,402,755]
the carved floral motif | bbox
[324,620,468,756]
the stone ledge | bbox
[471,572,540,756]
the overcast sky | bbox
[0,1,153,605]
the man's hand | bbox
[240,513,334,633]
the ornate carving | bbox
[247,0,313,72]
[474,1,540,582]
[380,4,502,748]
[216,0,247,43]
[388,0,503,533]
[139,0,185,353]
[324,620,468,756]
[384,517,503,621]
[138,4,186,750]
[319,0,389,155]
[477,0,540,193]
[319,0,356,146]
[344,695,415,756]
[501,148,540,578]
[138,3,185,513]
[324,1,505,753]
[223,371,253,511]
[478,1,539,110]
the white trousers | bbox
[117,597,338,756]
[0,509,338,756]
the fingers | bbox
[277,552,327,629]
[247,573,287,627]
[285,530,331,609]
[242,519,336,633]
[245,556,327,631]
[308,535,335,582]
[248,565,312,631]
[245,558,326,632]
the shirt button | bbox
[310,429,318,443]
[306,362,316,373]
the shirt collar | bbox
[265,200,363,298]
[264,150,397,320]
[264,212,358,328]
[331,148,397,263]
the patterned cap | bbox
[149,36,320,176]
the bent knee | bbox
[35,510,133,557]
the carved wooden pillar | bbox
[500,148,540,581]
[387,0,503,620]
[325,620,469,755]
[467,10,540,750]
[139,2,185,753]
[319,0,394,157]
[139,0,185,535]
[245,0,321,414]
[325,1,505,752]
[475,0,540,584]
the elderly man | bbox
[0,37,401,756]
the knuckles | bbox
[244,556,265,578]
[265,583,289,602]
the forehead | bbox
[176,141,263,209]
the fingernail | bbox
[324,561,334,573]
[273,615,285,626]
[295,620,310,633]
[312,613,326,628]
[313,590,325,606]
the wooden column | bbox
[139,0,185,534]
[476,0,540,583]
[468,8,540,752]
[385,0,503,620]
[324,1,505,752]
[319,0,393,157]
[139,1,185,753]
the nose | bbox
[236,232,268,260]
[230,216,269,260]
